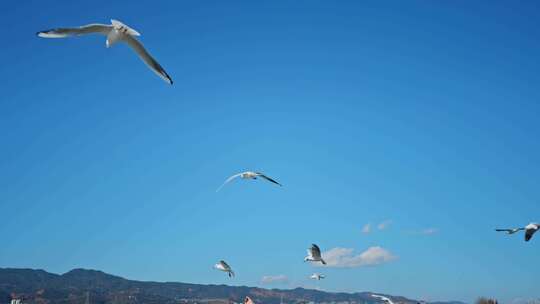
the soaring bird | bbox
[214,260,235,277]
[371,294,395,304]
[310,273,325,280]
[244,297,255,304]
[496,223,539,242]
[495,228,524,235]
[37,19,173,84]
[216,171,282,192]
[304,244,326,265]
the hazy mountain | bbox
[0,268,466,304]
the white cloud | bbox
[361,223,371,234]
[408,228,439,235]
[320,246,397,268]
[377,220,392,230]
[511,298,540,304]
[261,274,288,284]
[421,228,438,235]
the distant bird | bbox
[244,297,255,304]
[495,228,524,235]
[304,244,326,265]
[216,171,282,192]
[310,273,325,280]
[371,294,395,304]
[37,19,173,84]
[496,223,540,242]
[214,260,235,277]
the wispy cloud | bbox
[261,275,288,284]
[320,246,397,268]
[511,298,540,304]
[420,228,438,235]
[361,223,371,234]
[377,220,392,230]
[408,228,439,235]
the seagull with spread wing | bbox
[214,260,235,278]
[310,273,325,280]
[216,171,282,192]
[244,297,255,304]
[37,19,173,84]
[371,294,395,304]
[496,223,540,242]
[304,244,326,265]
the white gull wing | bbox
[495,228,524,234]
[122,34,173,85]
[219,260,231,271]
[371,295,394,304]
[219,260,235,277]
[310,244,322,259]
[214,260,233,276]
[308,244,327,264]
[216,173,244,192]
[37,24,112,38]
[255,172,282,186]
[111,19,140,36]
[525,224,539,242]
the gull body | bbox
[214,260,235,277]
[244,297,255,304]
[304,244,326,265]
[216,171,282,192]
[371,295,395,304]
[37,19,173,84]
[496,223,539,242]
[310,273,325,280]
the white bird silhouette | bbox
[244,297,255,304]
[216,171,282,192]
[496,223,540,242]
[37,19,173,84]
[304,244,326,265]
[371,294,395,304]
[310,273,325,280]
[214,260,235,277]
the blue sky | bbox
[1,1,540,303]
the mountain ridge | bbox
[0,268,466,304]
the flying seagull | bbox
[216,171,282,192]
[214,260,235,277]
[371,295,395,304]
[310,273,325,280]
[244,297,255,304]
[37,19,173,84]
[304,244,326,265]
[496,223,539,242]
[495,228,524,235]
